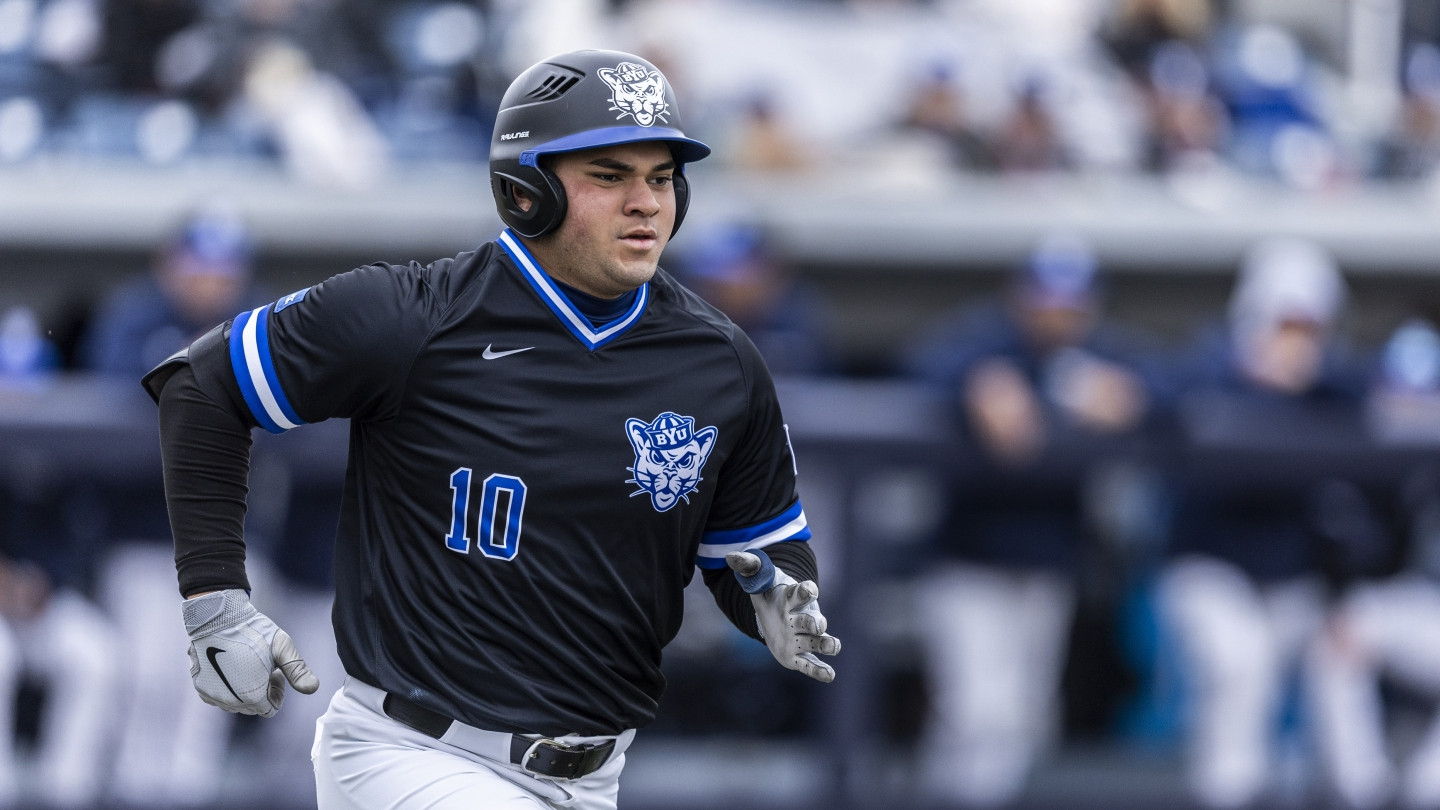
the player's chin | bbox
[612,258,660,288]
[616,241,665,270]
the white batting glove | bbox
[726,550,841,683]
[181,589,319,717]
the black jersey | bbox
[200,229,810,736]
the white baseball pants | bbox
[100,542,233,806]
[313,678,632,810]
[915,561,1076,806]
[1309,574,1440,809]
[1159,555,1324,809]
[12,589,119,808]
[0,617,17,808]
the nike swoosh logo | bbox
[206,646,243,701]
[483,344,534,360]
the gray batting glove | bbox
[182,589,319,717]
[726,550,841,683]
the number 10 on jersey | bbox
[446,468,527,560]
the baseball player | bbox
[142,49,839,809]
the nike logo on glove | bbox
[483,344,533,360]
[206,646,243,701]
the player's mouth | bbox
[620,229,658,249]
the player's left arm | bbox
[703,539,840,683]
[698,329,839,682]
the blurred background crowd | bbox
[6,0,1440,809]
[1,0,1440,185]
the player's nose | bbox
[624,178,662,218]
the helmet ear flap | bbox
[493,168,568,239]
[670,169,691,238]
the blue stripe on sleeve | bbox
[695,500,811,569]
[229,308,282,434]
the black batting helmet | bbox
[489,50,711,239]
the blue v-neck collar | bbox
[498,229,650,351]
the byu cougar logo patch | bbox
[626,412,717,512]
[598,61,670,127]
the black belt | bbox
[381,692,616,780]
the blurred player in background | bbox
[1159,237,1370,808]
[0,601,12,809]
[81,204,271,807]
[1308,318,1440,810]
[82,202,263,378]
[901,233,1162,806]
[0,304,118,809]
[144,49,838,809]
[677,221,841,376]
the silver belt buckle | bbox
[522,737,570,777]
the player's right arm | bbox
[144,260,445,714]
[145,261,441,593]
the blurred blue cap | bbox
[167,203,253,276]
[1015,232,1098,309]
[1382,318,1440,393]
[682,222,769,284]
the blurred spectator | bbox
[676,221,841,376]
[8,0,1436,190]
[1372,43,1440,182]
[100,0,204,98]
[1308,318,1440,810]
[376,1,498,163]
[1136,39,1231,173]
[901,233,1163,806]
[1159,237,1369,808]
[82,201,260,376]
[241,37,390,188]
[0,555,117,809]
[78,202,268,807]
[1210,23,1342,189]
[1101,0,1214,81]
[724,91,809,173]
[0,304,119,808]
[30,0,105,93]
[89,0,397,172]
[993,81,1069,173]
[0,305,60,388]
[895,61,995,171]
[1367,318,1440,444]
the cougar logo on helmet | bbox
[599,61,670,127]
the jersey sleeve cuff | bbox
[229,304,305,434]
[695,500,811,570]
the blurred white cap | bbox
[1229,237,1346,331]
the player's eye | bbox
[650,175,673,187]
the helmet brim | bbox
[519,126,712,167]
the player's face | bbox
[526,142,677,299]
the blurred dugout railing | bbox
[5,376,1440,809]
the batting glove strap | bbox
[182,589,318,717]
[726,551,842,683]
